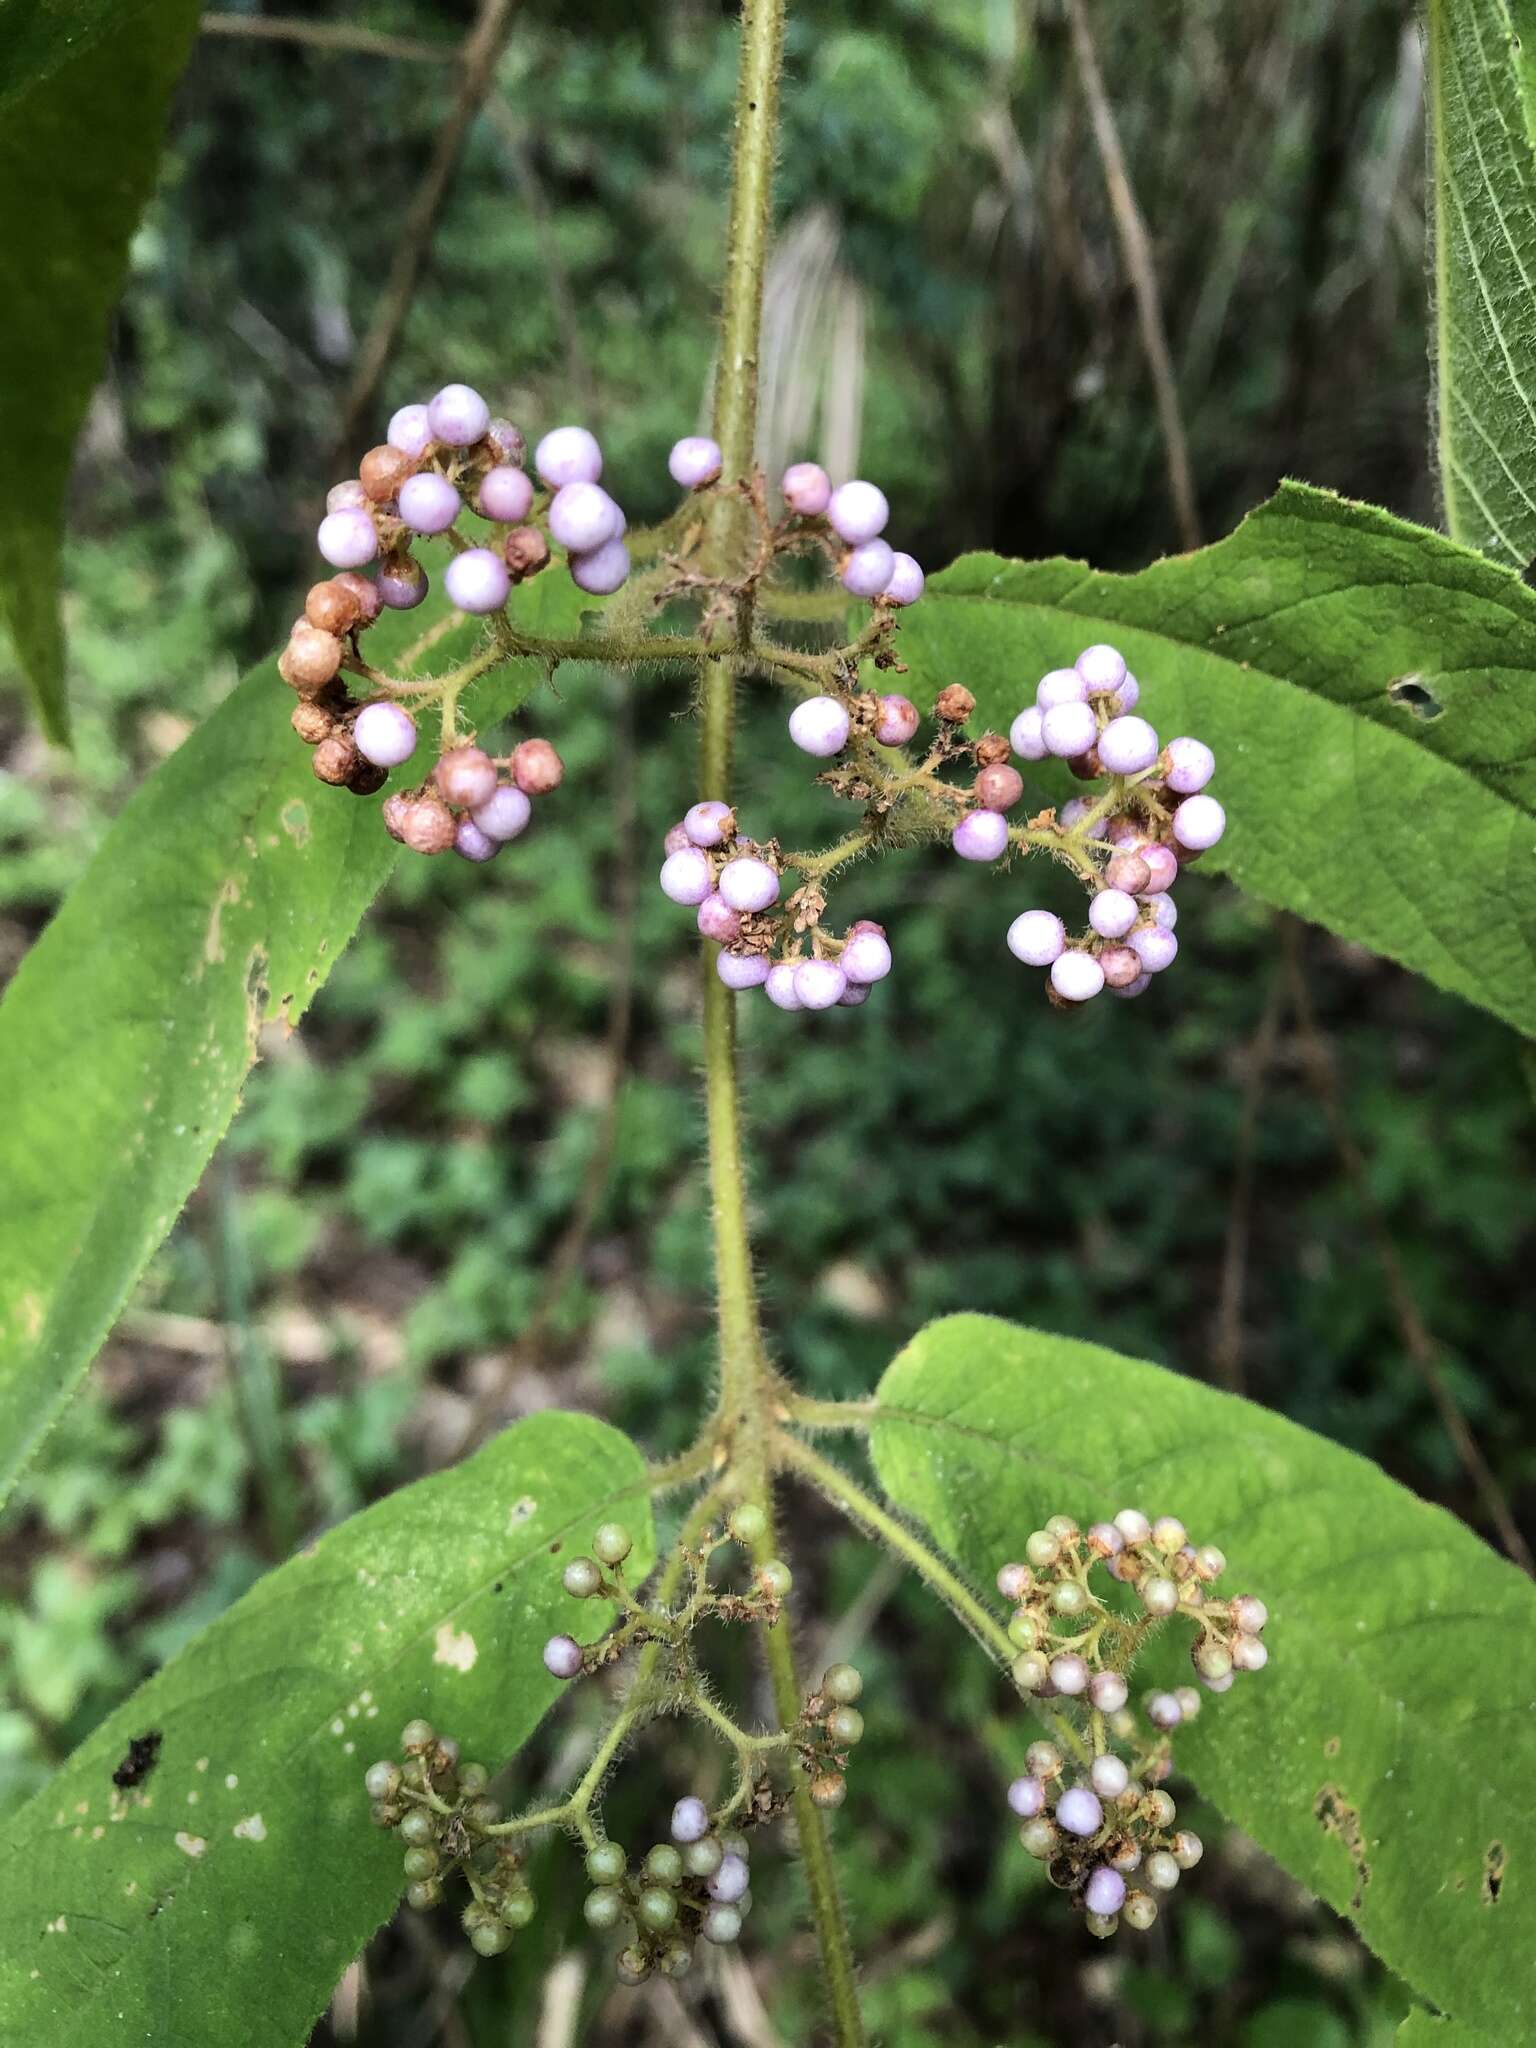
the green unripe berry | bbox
[823,1662,863,1705]
[1194,1544,1227,1581]
[1085,1909,1118,1939]
[1019,1818,1056,1859]
[637,1886,679,1932]
[1051,1581,1088,1617]
[1195,1639,1232,1680]
[758,1559,792,1600]
[585,1841,627,1885]
[1007,1610,1040,1649]
[399,1808,437,1848]
[470,1921,513,1957]
[370,1800,403,1829]
[683,1835,723,1878]
[499,1889,537,1929]
[563,1556,603,1599]
[402,1846,440,1881]
[616,1945,651,1984]
[643,1843,684,1886]
[458,1763,490,1797]
[466,1797,502,1829]
[729,1503,768,1546]
[658,1939,693,1978]
[1144,1789,1177,1828]
[827,1706,865,1747]
[1141,1575,1179,1617]
[365,1761,401,1801]
[1026,1741,1062,1779]
[1012,1650,1049,1694]
[1046,1514,1079,1540]
[461,1900,492,1934]
[583,1885,626,1930]
[720,1831,751,1862]
[592,1522,633,1566]
[405,1878,443,1911]
[809,1773,846,1810]
[401,1760,428,1791]
[401,1719,435,1753]
[1145,1851,1180,1892]
[1173,1685,1202,1721]
[703,1903,742,1945]
[1024,1531,1059,1568]
[1123,1890,1159,1931]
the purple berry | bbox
[669,435,723,488]
[1041,701,1098,759]
[1007,909,1064,965]
[782,461,832,516]
[671,1797,710,1844]
[386,404,433,458]
[788,695,851,756]
[1172,794,1225,850]
[569,538,631,595]
[718,856,780,913]
[1129,925,1178,974]
[717,950,771,989]
[841,929,891,984]
[1115,673,1141,711]
[1055,1787,1103,1838]
[535,425,603,488]
[794,958,847,1009]
[660,847,713,905]
[317,509,378,570]
[876,694,920,745]
[1076,644,1127,694]
[1007,1775,1045,1819]
[838,979,872,1006]
[1085,1867,1127,1918]
[952,810,1010,862]
[697,894,743,943]
[326,479,369,514]
[1140,844,1179,894]
[1111,972,1152,1000]
[444,547,510,613]
[1036,667,1089,710]
[1098,716,1160,775]
[709,1853,750,1903]
[1010,706,1047,760]
[454,819,500,863]
[1051,951,1106,1002]
[664,821,691,855]
[397,472,461,535]
[353,701,418,768]
[473,786,532,842]
[427,383,490,446]
[684,800,734,848]
[549,480,622,553]
[765,962,804,1010]
[1089,888,1138,939]
[827,480,889,545]
[1165,737,1215,794]
[542,1634,583,1680]
[882,552,924,605]
[841,538,896,599]
[377,555,428,609]
[477,464,534,523]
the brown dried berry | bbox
[291,701,335,745]
[512,737,564,795]
[808,1774,847,1811]
[1099,944,1143,989]
[974,732,1011,768]
[1069,748,1102,781]
[975,763,1024,813]
[1105,851,1152,894]
[348,760,388,797]
[381,792,412,843]
[305,579,359,635]
[284,624,344,691]
[434,745,499,810]
[359,444,414,503]
[504,525,550,580]
[313,733,360,785]
[401,795,457,855]
[934,684,975,725]
[333,571,382,627]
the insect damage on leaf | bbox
[1314,1783,1371,1912]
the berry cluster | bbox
[578,1803,758,1983]
[995,1507,1268,1939]
[775,463,924,606]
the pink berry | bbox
[1085,1867,1126,1918]
[1076,644,1127,694]
[782,461,832,516]
[1007,1775,1045,1819]
[435,746,499,810]
[765,961,804,1010]
[1098,716,1160,775]
[1042,701,1098,759]
[427,383,490,447]
[684,800,734,848]
[535,425,602,488]
[698,894,743,943]
[841,929,892,984]
[882,552,924,605]
[477,465,535,522]
[664,821,691,855]
[386,404,433,458]
[718,856,779,913]
[397,472,461,535]
[952,810,1010,862]
[549,480,622,553]
[569,538,630,595]
[840,538,895,598]
[326,479,369,514]
[788,695,851,756]
[875,694,920,746]
[1051,951,1105,1002]
[1007,910,1064,966]
[377,555,428,609]
[795,958,847,1009]
[827,479,889,545]
[454,819,501,863]
[473,786,532,842]
[717,951,770,989]
[1172,794,1225,850]
[444,547,510,613]
[353,701,418,768]
[1150,895,1177,929]
[1089,889,1138,939]
[1055,1787,1103,1838]
[542,1634,583,1680]
[1112,972,1152,1000]
[1140,844,1179,894]
[1036,667,1088,710]
[661,847,713,905]
[1231,1596,1268,1634]
[317,508,378,569]
[669,435,723,488]
[1129,925,1179,974]
[1010,706,1047,760]
[1164,737,1214,793]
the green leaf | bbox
[869,1314,1536,2040]
[1398,2019,1499,2048]
[0,580,586,1511]
[0,1408,651,2045]
[1427,0,1536,569]
[0,0,200,742]
[898,485,1536,1036]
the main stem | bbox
[700,6,866,2041]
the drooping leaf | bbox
[896,485,1536,1035]
[866,1314,1536,2038]
[0,577,587,1510]
[0,1409,651,2046]
[0,0,200,741]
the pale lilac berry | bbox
[549,480,622,553]
[1172,794,1225,850]
[1098,716,1160,775]
[378,556,428,609]
[397,472,461,535]
[997,1562,1030,1599]
[477,465,535,523]
[1232,1596,1268,1634]
[1140,844,1179,894]
[1112,973,1152,1000]
[1041,701,1098,759]
[794,959,847,1009]
[664,821,690,855]
[685,800,734,848]
[1115,1508,1150,1541]
[1150,896,1178,929]
[698,895,743,943]
[669,436,723,489]
[953,810,1010,861]
[542,1634,583,1680]
[841,538,896,599]
[1051,951,1105,1002]
[455,819,500,863]
[1232,1634,1268,1672]
[882,552,924,605]
[1129,926,1179,974]
[671,1797,710,1844]
[1089,1670,1128,1713]
[1055,1787,1103,1838]
[1076,644,1127,694]
[1010,706,1047,760]
[1049,1654,1089,1696]
[1116,673,1141,711]
[1165,737,1214,794]
[386,403,434,458]
[876,694,920,745]
[764,962,804,1010]
[326,479,370,513]
[1202,1668,1235,1693]
[427,382,490,447]
[569,539,631,595]
[535,425,603,488]
[1036,667,1089,710]
[717,951,770,990]
[709,1853,750,1903]
[782,461,832,515]
[1007,1775,1046,1819]
[1085,1867,1127,1918]
[1057,797,1106,837]
[1089,889,1138,939]
[842,929,892,984]
[473,786,532,842]
[444,547,510,613]
[353,701,419,769]
[718,856,779,913]
[317,508,379,569]
[827,479,889,545]
[789,695,851,756]
[1147,1692,1183,1730]
[661,848,713,906]
[838,981,871,1007]
[1007,909,1065,966]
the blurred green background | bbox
[0,1,1524,2042]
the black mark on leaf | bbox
[1314,1783,1370,1912]
[1484,1841,1507,1905]
[1387,674,1443,720]
[112,1730,162,1790]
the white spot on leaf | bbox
[175,1832,207,1858]
[233,1814,267,1842]
[434,1623,478,1673]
